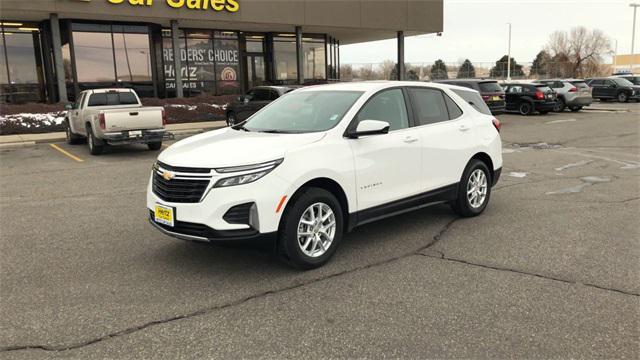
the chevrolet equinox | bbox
[147,81,503,269]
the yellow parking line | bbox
[49,144,84,162]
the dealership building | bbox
[0,0,443,103]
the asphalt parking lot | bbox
[1,103,639,359]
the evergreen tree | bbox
[489,55,524,78]
[430,59,449,80]
[457,59,476,78]
[530,50,550,77]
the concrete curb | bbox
[0,124,225,149]
[583,107,629,112]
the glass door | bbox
[244,35,265,90]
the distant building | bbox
[612,54,640,74]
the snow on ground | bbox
[0,112,66,128]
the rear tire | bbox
[65,120,83,145]
[451,160,492,218]
[87,127,104,156]
[278,187,343,270]
[518,102,533,116]
[148,142,162,151]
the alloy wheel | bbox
[467,169,488,208]
[297,202,336,258]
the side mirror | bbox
[348,120,390,138]
[64,103,73,110]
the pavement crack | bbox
[0,218,461,354]
[419,253,640,297]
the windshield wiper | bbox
[232,123,250,132]
[259,129,293,134]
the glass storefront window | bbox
[303,39,326,80]
[73,31,116,83]
[0,24,45,102]
[274,36,297,82]
[113,32,152,82]
[214,36,239,95]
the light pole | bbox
[631,3,639,72]
[614,39,618,70]
[507,23,512,81]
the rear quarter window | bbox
[451,89,491,115]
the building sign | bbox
[107,0,240,13]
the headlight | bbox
[214,159,283,188]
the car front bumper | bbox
[146,168,291,242]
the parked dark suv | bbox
[226,86,298,125]
[587,77,640,103]
[502,83,557,115]
[615,75,640,85]
[435,79,506,114]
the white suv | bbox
[147,81,502,269]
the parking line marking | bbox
[49,144,84,162]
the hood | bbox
[158,127,326,168]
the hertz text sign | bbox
[107,0,240,13]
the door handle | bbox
[403,136,418,143]
[459,125,470,132]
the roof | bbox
[295,81,462,93]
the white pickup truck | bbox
[65,88,170,155]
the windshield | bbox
[243,90,363,133]
[612,78,634,86]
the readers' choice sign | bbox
[107,0,240,13]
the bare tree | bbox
[545,26,612,78]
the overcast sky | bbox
[341,0,638,65]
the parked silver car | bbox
[534,79,592,112]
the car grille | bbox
[152,171,210,203]
[149,211,258,240]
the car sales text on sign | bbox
[107,0,240,13]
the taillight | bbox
[569,87,577,92]
[161,108,167,126]
[492,118,501,132]
[535,91,544,100]
[98,112,106,130]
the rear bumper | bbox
[534,102,556,112]
[103,129,173,145]
[565,96,593,106]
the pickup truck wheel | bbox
[518,102,532,116]
[451,160,491,217]
[617,92,629,103]
[148,142,162,151]
[278,187,343,270]
[65,120,82,145]
[87,129,104,155]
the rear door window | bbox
[407,87,450,125]
[451,89,491,115]
[478,82,503,93]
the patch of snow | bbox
[508,172,528,178]
[0,112,66,128]
[554,160,593,171]
[545,118,576,125]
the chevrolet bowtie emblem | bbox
[162,171,175,181]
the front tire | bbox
[518,102,533,116]
[226,112,237,126]
[65,120,82,145]
[617,92,629,103]
[451,160,492,217]
[87,128,104,155]
[278,188,343,270]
